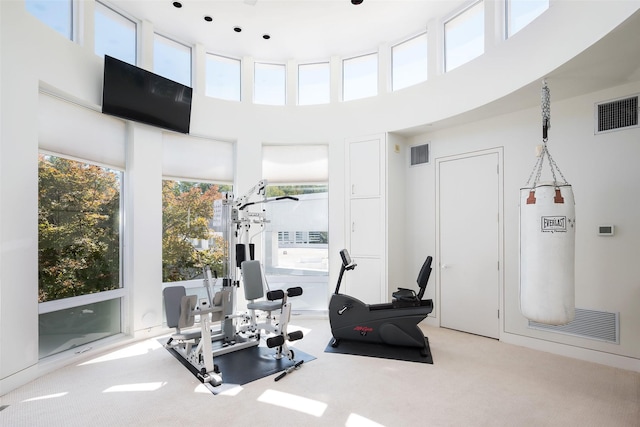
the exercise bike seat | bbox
[392,256,432,307]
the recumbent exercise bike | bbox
[329,249,434,356]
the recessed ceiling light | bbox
[234,26,242,33]
[204,16,213,22]
[351,0,364,4]
[262,34,270,40]
[172,1,182,8]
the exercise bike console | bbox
[329,249,434,356]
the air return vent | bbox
[410,143,429,166]
[528,308,619,344]
[595,95,638,134]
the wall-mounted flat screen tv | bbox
[102,55,192,134]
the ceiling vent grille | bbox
[595,95,638,134]
[410,143,429,166]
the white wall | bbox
[406,80,640,367]
[1,0,639,394]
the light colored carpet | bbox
[1,317,638,427]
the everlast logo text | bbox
[541,216,566,232]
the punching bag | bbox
[519,80,575,326]
[520,182,575,325]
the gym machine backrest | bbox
[241,260,285,312]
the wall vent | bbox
[528,308,619,344]
[410,143,429,166]
[595,95,638,134]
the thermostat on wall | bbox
[598,225,615,236]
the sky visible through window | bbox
[392,32,428,91]
[25,0,72,39]
[154,34,192,87]
[254,62,286,105]
[206,54,241,101]
[94,2,136,65]
[343,53,378,101]
[298,62,330,105]
[445,1,485,72]
[508,0,549,37]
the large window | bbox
[94,1,137,65]
[298,62,330,105]
[506,0,549,38]
[162,180,231,283]
[264,186,328,311]
[26,0,73,39]
[262,144,329,311]
[392,32,428,91]
[254,62,286,105]
[154,33,192,86]
[206,53,241,101]
[38,154,123,358]
[445,1,485,72]
[343,53,378,101]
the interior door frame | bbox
[434,147,504,339]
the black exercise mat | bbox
[324,337,433,364]
[164,342,315,394]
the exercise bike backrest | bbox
[415,256,433,300]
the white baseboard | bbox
[501,331,640,372]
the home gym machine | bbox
[163,180,305,385]
[329,249,434,356]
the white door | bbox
[349,139,380,197]
[438,151,500,339]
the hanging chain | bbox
[525,80,569,188]
[541,80,551,142]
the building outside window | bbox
[94,1,137,65]
[206,53,241,101]
[38,154,123,358]
[506,0,549,38]
[392,32,428,91]
[298,62,330,105]
[444,1,485,72]
[262,144,329,311]
[154,33,192,86]
[26,0,73,39]
[254,62,286,105]
[343,53,378,101]
[264,186,329,311]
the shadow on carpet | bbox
[164,343,315,394]
[324,338,433,364]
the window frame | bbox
[153,32,193,87]
[505,0,550,38]
[444,0,485,73]
[94,0,138,65]
[342,52,379,102]
[37,152,125,357]
[254,61,287,106]
[205,52,242,102]
[391,31,429,91]
[25,0,77,41]
[298,61,331,106]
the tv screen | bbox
[102,55,192,134]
